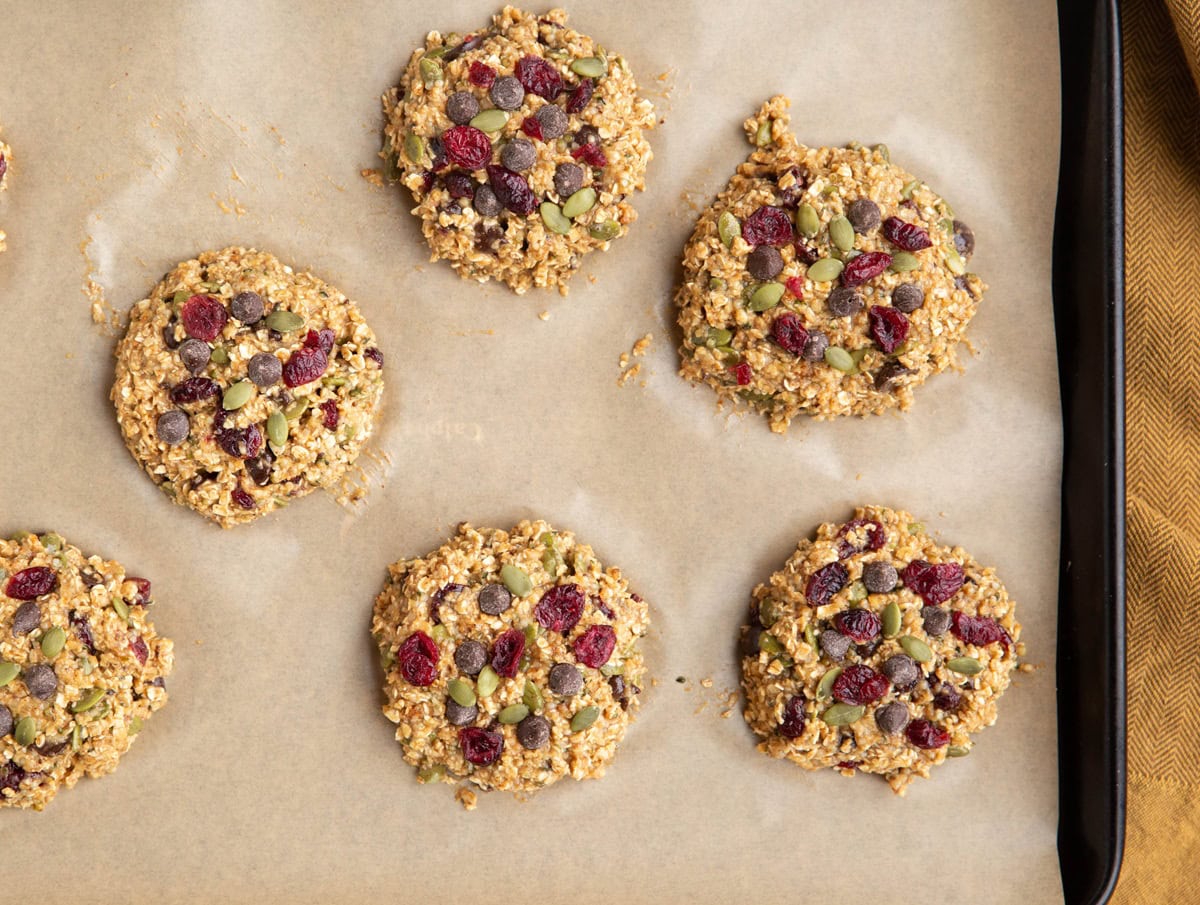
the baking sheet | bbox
[0,1,1063,902]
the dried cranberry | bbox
[70,611,97,654]
[468,61,496,88]
[397,631,439,686]
[490,628,525,678]
[442,125,493,170]
[805,562,847,607]
[951,611,1011,647]
[215,422,263,459]
[231,487,256,509]
[572,624,616,668]
[535,584,585,633]
[130,635,149,665]
[514,54,563,99]
[730,362,752,386]
[485,164,536,215]
[832,664,889,705]
[459,726,504,765]
[566,77,594,113]
[283,346,328,387]
[520,117,544,140]
[933,684,963,712]
[840,251,893,287]
[420,170,436,193]
[364,347,384,368]
[771,312,809,356]
[180,295,228,342]
[304,328,335,355]
[882,216,933,251]
[5,567,56,600]
[0,762,42,795]
[835,518,886,559]
[741,206,794,247]
[570,142,608,168]
[170,377,219,405]
[784,276,805,299]
[834,609,881,643]
[430,583,466,624]
[902,560,965,605]
[126,577,152,607]
[320,400,339,430]
[868,306,909,354]
[444,171,475,199]
[906,718,950,749]
[778,695,807,738]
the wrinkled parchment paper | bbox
[0,1,1062,902]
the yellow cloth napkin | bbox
[1114,1,1200,900]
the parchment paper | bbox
[0,1,1063,902]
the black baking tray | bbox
[1053,0,1126,902]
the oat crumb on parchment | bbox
[360,168,385,188]
[455,787,478,811]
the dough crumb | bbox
[538,310,551,322]
[360,168,384,188]
[455,787,478,811]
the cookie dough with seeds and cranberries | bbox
[381,6,655,294]
[740,506,1022,795]
[677,97,984,430]
[0,531,173,810]
[0,131,11,253]
[112,247,385,528]
[372,521,649,794]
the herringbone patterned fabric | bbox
[1114,1,1200,901]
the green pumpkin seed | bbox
[829,216,854,251]
[40,626,66,659]
[847,581,867,602]
[889,251,919,273]
[430,625,449,644]
[222,381,254,411]
[129,716,144,735]
[822,703,865,726]
[797,204,820,238]
[570,705,600,732]
[448,678,476,708]
[497,703,529,725]
[705,327,733,348]
[424,46,448,60]
[542,548,562,576]
[112,597,130,622]
[708,277,727,292]
[718,211,741,247]
[882,602,901,638]
[499,564,533,597]
[755,119,773,146]
[817,667,843,700]
[266,310,305,333]
[899,635,934,663]
[939,218,955,234]
[284,397,309,421]
[599,661,624,677]
[267,410,288,447]
[419,56,443,86]
[944,248,967,275]
[39,532,63,551]
[947,745,970,758]
[469,109,508,133]
[209,345,230,365]
[172,290,190,308]
[523,623,539,647]
[403,131,425,166]
[947,656,983,676]
[476,665,499,698]
[807,257,844,282]
[71,723,83,752]
[804,623,818,649]
[523,680,544,713]
[758,599,781,628]
[749,282,785,312]
[0,662,18,687]
[824,346,855,372]
[321,376,347,388]
[540,202,572,235]
[873,143,890,162]
[901,179,920,200]
[570,56,607,78]
[14,717,36,747]
[562,187,597,219]
[81,656,94,675]
[588,220,621,241]
[757,632,784,656]
[418,764,446,784]
[71,688,106,713]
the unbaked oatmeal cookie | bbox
[1,531,173,810]
[740,506,1021,795]
[112,247,385,528]
[677,97,984,430]
[381,6,655,294]
[372,521,649,794]
[0,131,11,254]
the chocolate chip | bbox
[547,662,583,696]
[35,738,69,757]
[230,291,265,325]
[446,91,480,125]
[573,125,600,146]
[489,75,524,110]
[245,449,274,486]
[500,138,536,172]
[874,361,911,391]
[891,283,924,313]
[454,640,487,676]
[819,629,850,661]
[801,329,829,362]
[933,683,963,712]
[178,338,211,374]
[608,674,630,708]
[880,654,919,689]
[536,104,568,139]
[473,183,502,217]
[23,664,57,700]
[862,561,898,593]
[846,199,880,233]
[874,701,909,734]
[553,163,583,198]
[516,714,551,749]
[953,220,975,259]
[477,584,512,615]
[155,410,190,446]
[247,352,282,388]
[746,246,784,281]
[445,699,478,726]
[856,638,881,658]
[741,625,763,658]
[922,606,951,636]
[0,705,11,738]
[826,287,863,317]
[162,316,181,350]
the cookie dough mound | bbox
[382,6,655,295]
[112,247,385,528]
[740,506,1021,795]
[0,132,10,253]
[0,531,173,810]
[372,521,649,794]
[677,97,985,430]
